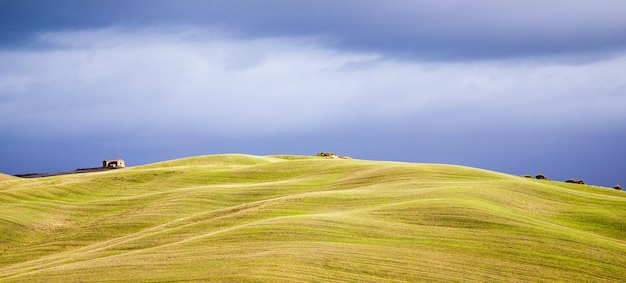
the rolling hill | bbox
[0,174,16,181]
[1,154,625,282]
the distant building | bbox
[103,159,125,168]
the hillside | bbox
[0,173,16,181]
[1,154,625,282]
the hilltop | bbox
[0,173,16,181]
[1,154,625,282]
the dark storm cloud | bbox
[2,0,626,60]
[2,28,623,140]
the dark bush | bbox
[317,152,336,157]
[535,174,548,180]
[565,179,586,185]
[521,175,533,178]
[615,184,623,191]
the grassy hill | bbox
[1,154,625,282]
[0,174,16,181]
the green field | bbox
[1,154,625,282]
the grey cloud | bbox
[2,28,625,139]
[2,1,626,61]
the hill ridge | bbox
[0,173,17,181]
[1,154,625,282]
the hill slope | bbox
[0,173,16,181]
[1,154,625,282]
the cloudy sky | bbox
[1,0,625,187]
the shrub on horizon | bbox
[317,152,337,157]
[565,179,586,185]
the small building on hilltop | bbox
[103,159,125,168]
[316,152,352,160]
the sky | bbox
[1,0,625,188]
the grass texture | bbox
[1,154,625,282]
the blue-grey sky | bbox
[1,0,625,187]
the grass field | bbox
[1,154,625,282]
[0,174,15,181]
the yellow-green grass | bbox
[0,174,16,181]
[1,154,625,282]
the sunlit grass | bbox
[1,154,625,282]
[0,174,16,182]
